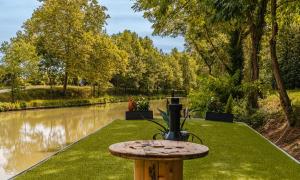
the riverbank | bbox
[0,95,165,112]
[258,90,300,161]
[0,86,166,112]
[16,120,300,179]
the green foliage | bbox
[0,102,21,112]
[136,97,150,111]
[236,111,266,129]
[1,1,199,97]
[225,94,233,113]
[24,0,108,93]
[277,21,300,89]
[83,34,128,89]
[0,86,165,112]
[158,108,169,127]
[0,37,39,102]
[189,75,236,117]
[232,98,267,128]
[111,30,196,93]
[206,97,224,113]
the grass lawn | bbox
[17,120,300,180]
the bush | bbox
[235,110,266,129]
[206,97,224,113]
[136,97,150,111]
[20,101,27,109]
[0,102,21,111]
[189,75,235,117]
[233,98,267,128]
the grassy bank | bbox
[17,120,300,179]
[259,90,300,161]
[0,86,92,102]
[257,90,300,127]
[0,86,165,112]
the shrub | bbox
[236,110,266,129]
[20,101,27,109]
[189,75,236,117]
[206,97,224,113]
[233,98,267,128]
[136,97,150,111]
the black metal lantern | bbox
[165,96,182,141]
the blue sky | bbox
[0,0,184,52]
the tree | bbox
[133,0,247,90]
[214,0,269,109]
[0,38,39,102]
[24,0,108,95]
[180,53,198,93]
[83,34,128,96]
[111,30,147,92]
[36,38,64,89]
[269,0,299,127]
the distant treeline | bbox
[0,0,197,102]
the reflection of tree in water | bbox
[0,100,166,178]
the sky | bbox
[0,0,184,53]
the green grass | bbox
[17,120,300,180]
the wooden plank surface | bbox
[109,140,209,161]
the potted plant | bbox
[205,95,234,123]
[148,107,203,143]
[125,97,153,120]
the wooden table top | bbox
[109,140,209,161]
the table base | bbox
[134,160,183,180]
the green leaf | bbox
[158,108,169,127]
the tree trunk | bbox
[270,0,298,127]
[248,0,268,109]
[97,84,100,97]
[11,74,15,103]
[63,71,68,96]
[228,28,244,85]
[249,31,260,109]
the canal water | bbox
[0,100,167,179]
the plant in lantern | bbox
[147,105,203,144]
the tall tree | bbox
[83,34,128,96]
[0,38,39,102]
[111,30,147,91]
[269,0,299,127]
[214,0,269,108]
[24,0,108,95]
[133,0,247,85]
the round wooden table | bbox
[109,140,209,180]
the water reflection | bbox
[0,100,166,179]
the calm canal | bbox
[0,100,167,179]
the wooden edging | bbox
[237,122,300,165]
[10,120,116,180]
